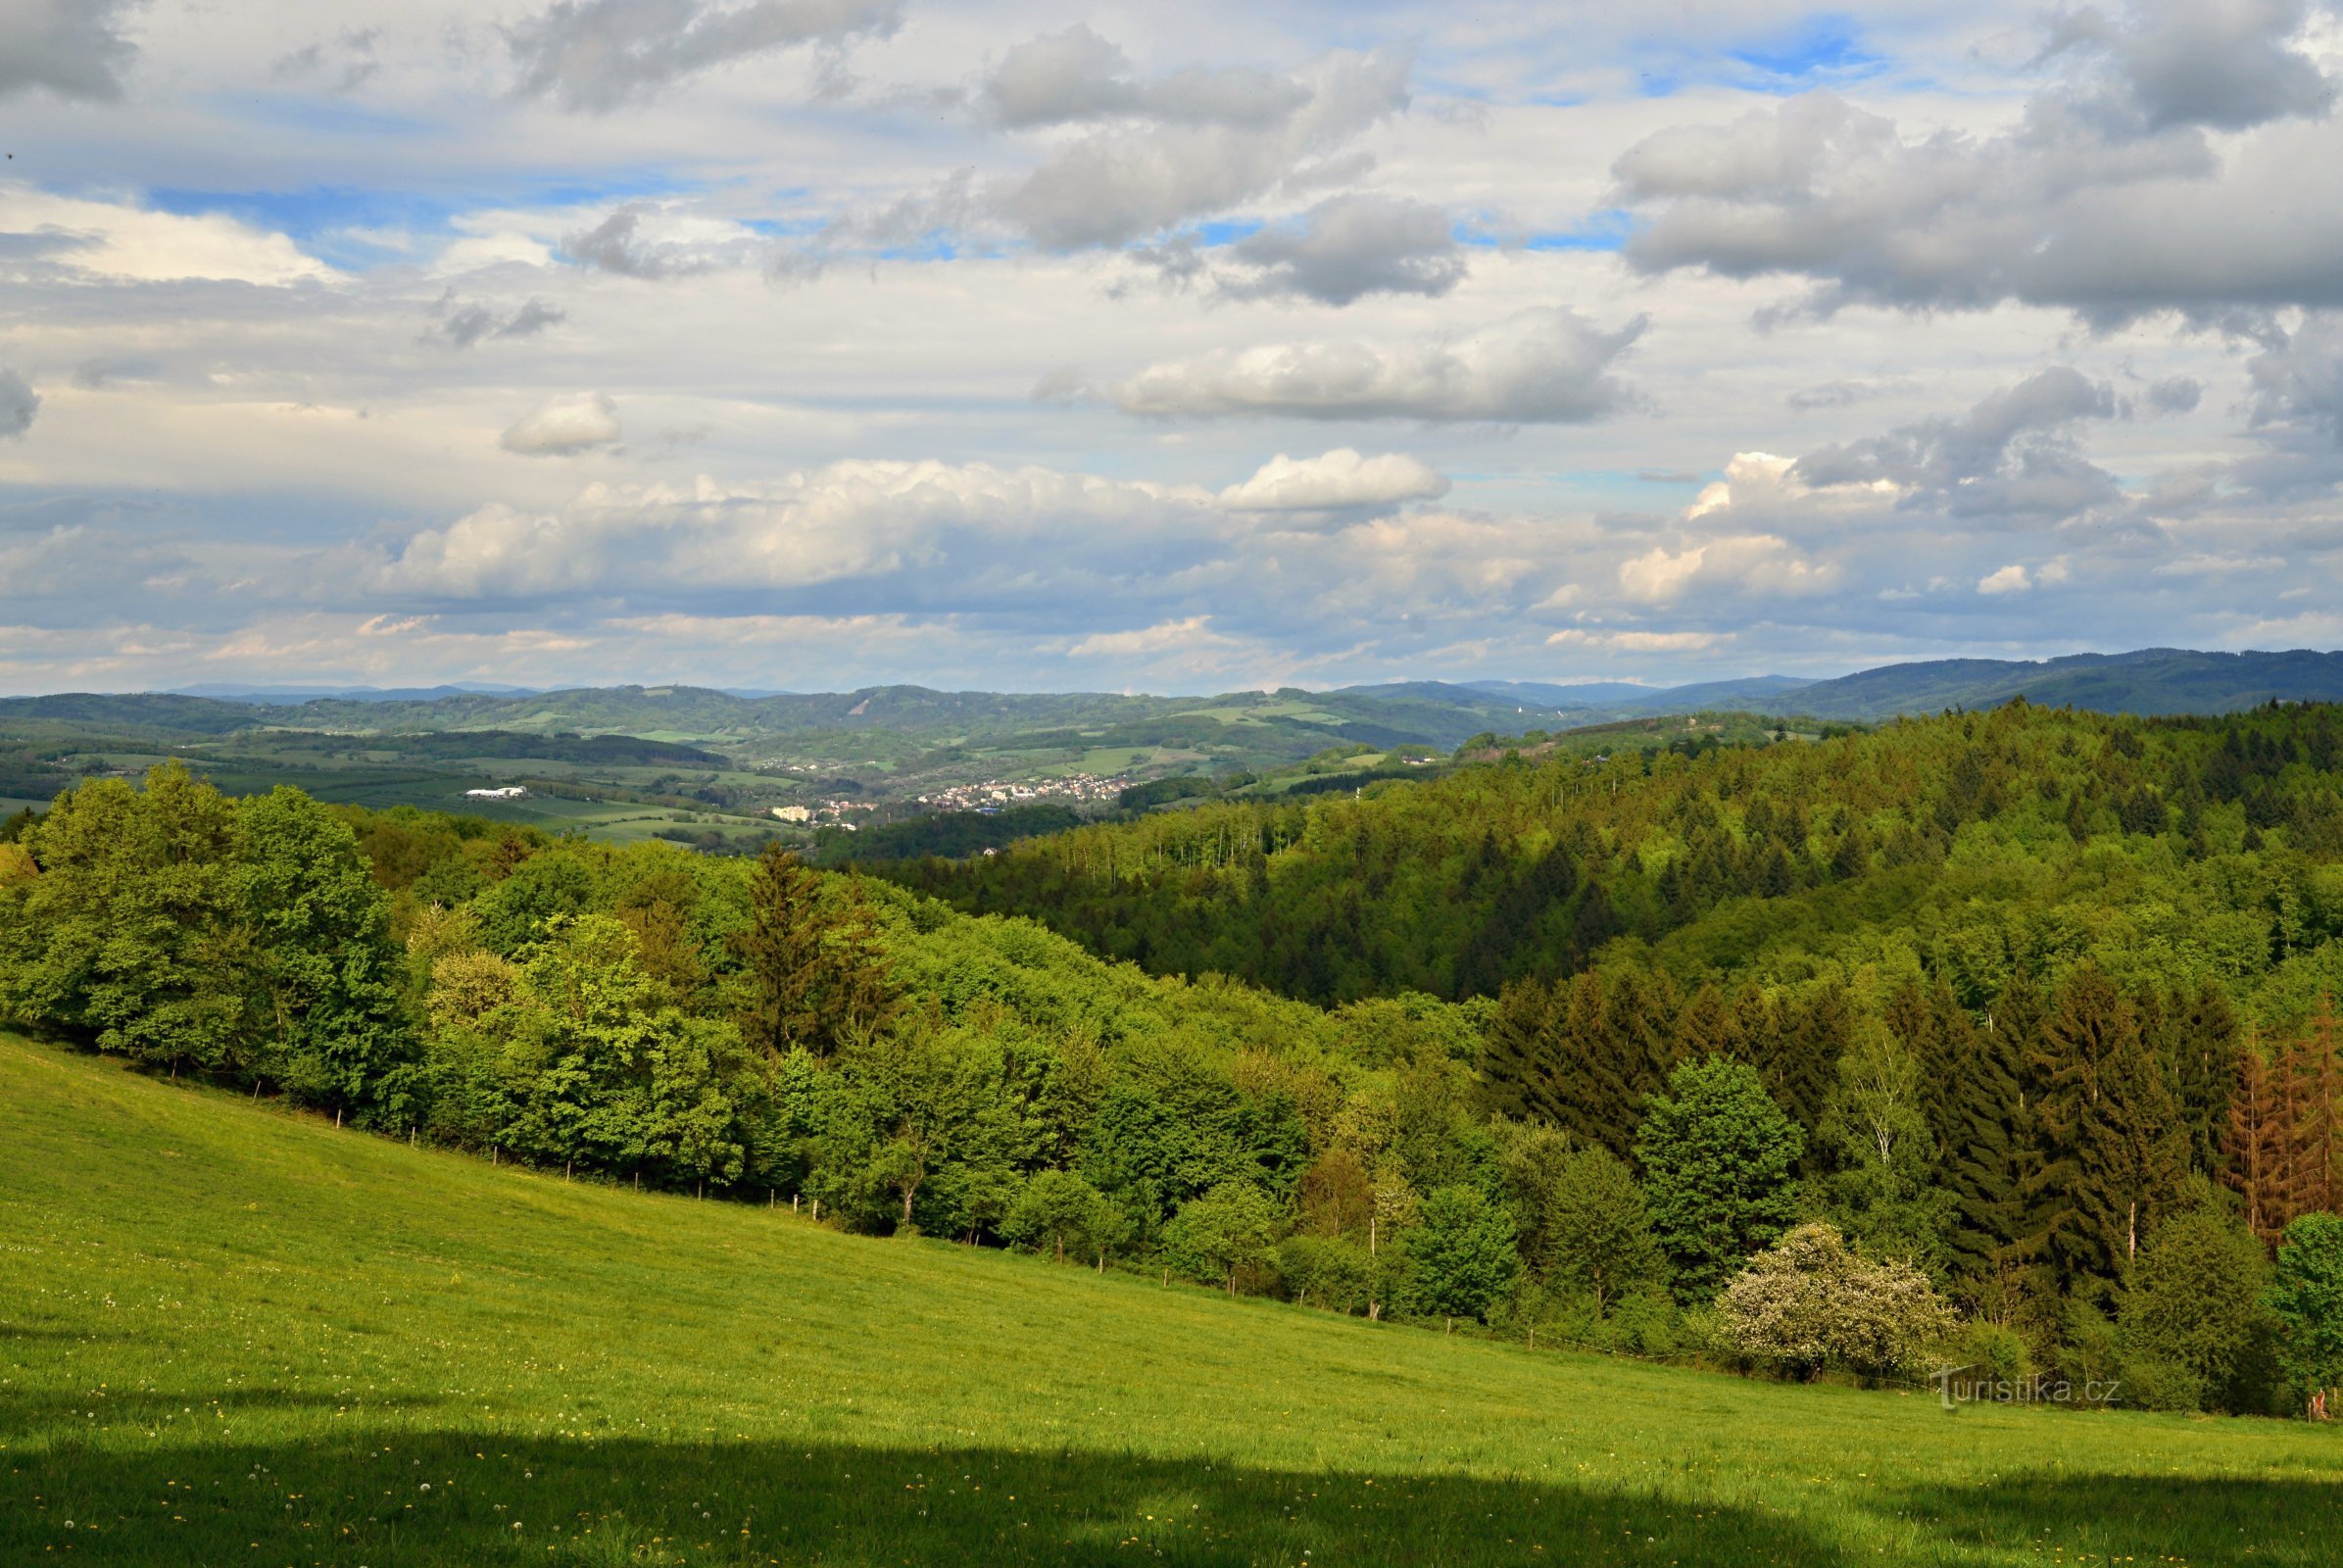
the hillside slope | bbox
[3,1034,2337,1567]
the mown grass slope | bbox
[3,1033,2337,1567]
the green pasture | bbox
[2,1034,2337,1567]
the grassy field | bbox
[3,1034,2337,1568]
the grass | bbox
[3,1034,2338,1567]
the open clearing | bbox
[3,1034,2336,1566]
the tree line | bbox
[2,713,2341,1415]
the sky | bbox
[0,0,2339,696]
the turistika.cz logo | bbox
[1928,1365,2121,1410]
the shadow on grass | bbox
[0,1389,445,1445]
[2,1425,1852,1567]
[1892,1469,2343,1567]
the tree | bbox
[0,765,248,1075]
[2268,1213,2343,1420]
[1005,1169,1113,1264]
[1717,1222,1954,1381]
[1543,1144,1665,1311]
[1163,1180,1279,1294]
[1278,1234,1374,1312]
[1815,1024,1955,1273]
[233,787,414,1117]
[2119,1191,2270,1412]
[731,847,901,1057]
[1403,1185,1521,1330]
[1636,1056,1804,1301]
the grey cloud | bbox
[1792,368,2122,518]
[0,0,141,101]
[1216,194,1465,305]
[2144,374,2203,413]
[1615,1,2343,325]
[0,370,37,438]
[1110,307,1643,423]
[1786,377,1915,411]
[2048,0,2333,132]
[561,207,712,278]
[270,28,382,94]
[996,47,1411,249]
[69,356,161,389]
[429,292,568,348]
[2248,315,2343,447]
[978,25,1310,130]
[508,0,900,113]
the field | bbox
[4,1032,2338,1568]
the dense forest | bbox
[4,700,2342,1416]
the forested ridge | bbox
[5,700,2343,1416]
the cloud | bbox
[1614,0,2343,325]
[1616,533,1836,604]
[0,189,334,285]
[376,461,1219,600]
[1977,564,2033,594]
[270,27,380,94]
[1789,368,2122,517]
[2143,374,2203,414]
[978,25,1310,131]
[1110,307,1644,422]
[2046,0,2333,133]
[430,292,566,349]
[0,370,38,439]
[994,46,1411,249]
[0,0,141,102]
[1786,377,1913,411]
[1218,449,1448,511]
[508,0,901,113]
[1059,615,1242,662]
[2247,314,2343,447]
[1545,628,1731,652]
[1212,194,1466,305]
[500,392,622,456]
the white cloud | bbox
[500,392,622,456]
[1977,564,2033,594]
[0,188,334,285]
[1545,628,1732,652]
[1110,307,1644,422]
[1219,448,1447,511]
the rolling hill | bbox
[5,1031,2339,1567]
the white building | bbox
[464,785,529,802]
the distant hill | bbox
[1771,648,2343,720]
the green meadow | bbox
[4,1032,2337,1568]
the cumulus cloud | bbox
[2144,374,2203,414]
[978,25,1309,131]
[429,292,566,349]
[0,0,141,102]
[500,392,622,456]
[1210,194,1466,304]
[508,0,901,113]
[994,46,1412,249]
[1615,1,2343,324]
[2047,0,2333,133]
[1218,449,1448,511]
[1110,307,1644,422]
[377,462,1220,600]
[0,370,38,439]
[1978,564,2034,594]
[2247,315,2343,447]
[1790,368,2122,518]
[1615,533,1836,604]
